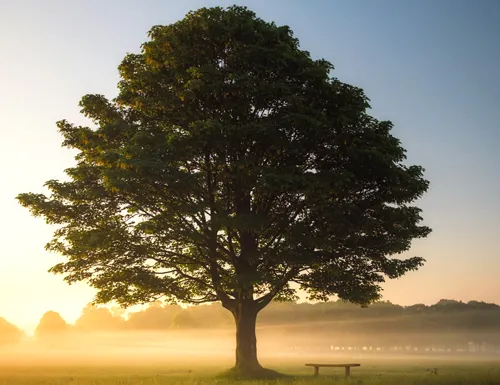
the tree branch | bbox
[255,267,300,310]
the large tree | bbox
[17,5,431,376]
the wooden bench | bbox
[305,363,361,378]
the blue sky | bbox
[1,0,499,332]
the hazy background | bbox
[2,300,500,365]
[1,0,500,332]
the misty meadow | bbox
[3,299,500,356]
[2,1,500,384]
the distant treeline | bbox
[0,317,24,347]
[2,299,500,348]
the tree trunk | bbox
[231,301,262,374]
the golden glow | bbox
[1,0,500,336]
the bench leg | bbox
[314,366,319,377]
[345,366,351,378]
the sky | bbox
[1,0,499,334]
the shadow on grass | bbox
[216,367,290,381]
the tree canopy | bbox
[35,310,70,348]
[17,5,430,376]
[74,303,126,331]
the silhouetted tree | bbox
[127,301,181,330]
[17,5,431,376]
[467,300,499,310]
[35,311,69,347]
[0,317,23,347]
[188,303,233,328]
[74,303,126,331]
[431,299,469,312]
[171,309,201,330]
[406,303,427,313]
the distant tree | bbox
[0,317,23,347]
[35,311,69,346]
[127,301,181,330]
[17,5,431,376]
[369,300,403,317]
[109,305,127,319]
[406,303,428,313]
[432,299,468,312]
[467,300,499,310]
[74,303,126,331]
[189,303,233,328]
[171,309,201,329]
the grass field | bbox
[1,354,499,385]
